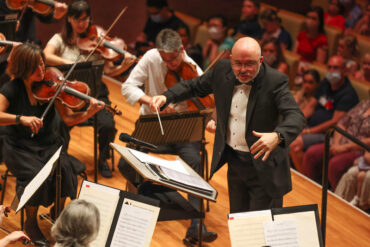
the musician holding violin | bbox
[43,0,131,178]
[120,28,217,244]
[0,205,30,246]
[0,0,67,43]
[0,43,104,247]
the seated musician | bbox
[0,205,30,246]
[120,28,217,243]
[0,43,103,246]
[43,0,132,178]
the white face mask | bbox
[263,54,277,66]
[150,14,163,23]
[208,26,224,40]
[326,71,342,85]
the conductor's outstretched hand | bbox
[150,95,167,112]
[250,131,281,161]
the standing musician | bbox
[43,0,134,178]
[120,28,217,243]
[0,43,104,246]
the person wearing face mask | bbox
[133,0,187,56]
[289,55,359,171]
[203,14,234,69]
[261,37,289,75]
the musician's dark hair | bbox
[146,0,168,9]
[62,0,91,46]
[7,43,44,80]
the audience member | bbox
[260,8,292,50]
[341,0,363,29]
[324,0,346,30]
[293,69,321,113]
[261,37,289,75]
[134,0,187,55]
[290,56,359,171]
[301,99,369,186]
[175,23,203,67]
[352,3,370,36]
[203,14,234,69]
[336,34,359,76]
[294,6,328,64]
[354,52,370,82]
[335,151,370,210]
[232,0,262,40]
[51,200,100,247]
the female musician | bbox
[43,0,130,178]
[0,43,103,246]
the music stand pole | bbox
[55,157,62,219]
[94,115,98,182]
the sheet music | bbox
[110,198,160,247]
[128,148,189,175]
[228,210,272,247]
[16,146,62,212]
[78,181,120,247]
[264,219,299,247]
[160,166,213,192]
[274,211,321,247]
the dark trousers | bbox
[225,145,283,213]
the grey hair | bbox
[51,199,100,247]
[156,28,182,52]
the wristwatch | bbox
[275,131,284,142]
[15,115,21,125]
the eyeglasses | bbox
[231,60,259,69]
[72,16,90,24]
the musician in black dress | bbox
[0,43,103,247]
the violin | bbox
[31,67,122,115]
[165,61,215,111]
[5,0,55,15]
[0,206,30,245]
[77,25,128,61]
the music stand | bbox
[53,60,105,182]
[129,110,213,246]
[0,14,17,41]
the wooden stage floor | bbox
[0,77,368,246]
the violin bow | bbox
[203,49,226,73]
[32,6,128,137]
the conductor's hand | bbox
[20,116,43,134]
[250,131,281,161]
[150,95,167,112]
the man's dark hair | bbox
[207,14,228,28]
[146,0,168,9]
[246,0,260,9]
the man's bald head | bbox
[230,37,263,83]
[231,37,261,59]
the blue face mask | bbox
[150,14,163,23]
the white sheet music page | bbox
[128,148,189,175]
[78,181,120,247]
[16,146,62,212]
[110,198,160,247]
[264,219,299,247]
[228,210,272,247]
[274,211,321,247]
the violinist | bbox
[0,0,67,43]
[120,29,217,244]
[43,0,127,178]
[0,43,104,247]
[0,205,30,246]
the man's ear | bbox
[260,56,264,64]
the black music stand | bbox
[53,60,105,183]
[127,110,213,247]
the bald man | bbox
[151,37,306,213]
